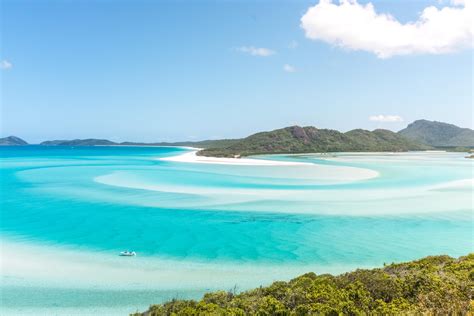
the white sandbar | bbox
[159,150,311,166]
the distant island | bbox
[2,120,473,157]
[38,138,241,149]
[133,253,473,315]
[40,139,117,146]
[0,136,28,146]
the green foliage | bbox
[198,125,430,157]
[134,253,474,315]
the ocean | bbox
[0,146,472,315]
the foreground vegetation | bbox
[133,253,473,315]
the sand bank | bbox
[159,150,311,166]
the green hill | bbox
[0,136,28,146]
[398,120,474,147]
[198,126,429,157]
[133,253,473,315]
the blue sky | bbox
[1,0,472,143]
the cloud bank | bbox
[237,46,276,57]
[369,115,404,122]
[300,0,473,58]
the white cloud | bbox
[237,46,276,57]
[300,0,473,58]
[283,64,297,72]
[369,115,404,122]
[0,60,12,70]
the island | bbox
[40,139,117,146]
[39,138,241,148]
[0,136,28,146]
[197,126,430,157]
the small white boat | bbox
[120,251,136,257]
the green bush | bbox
[135,253,473,315]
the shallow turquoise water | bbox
[0,146,472,314]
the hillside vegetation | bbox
[398,119,474,147]
[133,253,473,315]
[198,126,429,157]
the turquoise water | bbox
[0,146,472,315]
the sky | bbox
[1,0,473,143]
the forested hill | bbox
[133,253,473,315]
[198,125,429,157]
[398,119,474,147]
